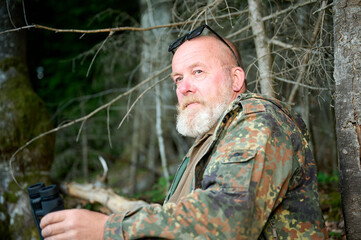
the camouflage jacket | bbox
[104,92,327,239]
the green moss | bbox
[9,209,37,240]
[0,57,28,76]
[0,57,54,170]
[0,56,55,239]
[4,191,18,204]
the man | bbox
[40,25,327,239]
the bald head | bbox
[173,36,239,68]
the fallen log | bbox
[61,182,148,213]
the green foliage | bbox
[329,231,342,238]
[148,176,174,203]
[317,171,339,185]
[133,176,174,203]
[84,202,103,212]
[318,171,342,222]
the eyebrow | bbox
[170,72,178,79]
[170,62,207,79]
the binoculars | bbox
[27,183,65,240]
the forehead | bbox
[171,37,224,71]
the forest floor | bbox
[318,172,345,239]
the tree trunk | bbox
[334,0,361,238]
[0,1,55,238]
[247,0,274,97]
[132,0,171,192]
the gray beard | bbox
[176,98,230,138]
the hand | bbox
[40,209,109,240]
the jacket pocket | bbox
[217,149,257,193]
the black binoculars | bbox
[27,183,65,240]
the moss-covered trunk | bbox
[0,1,55,239]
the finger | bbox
[41,220,67,238]
[40,210,67,229]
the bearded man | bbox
[40,25,327,239]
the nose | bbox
[177,77,195,96]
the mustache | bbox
[177,95,204,111]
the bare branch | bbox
[86,31,114,77]
[98,156,108,184]
[9,65,171,189]
[262,0,318,22]
[274,76,330,91]
[227,0,318,39]
[117,74,169,129]
[6,0,16,28]
[313,2,334,14]
[62,182,147,213]
[21,0,28,25]
[268,38,306,52]
[107,106,112,149]
[287,0,328,104]
[0,8,251,36]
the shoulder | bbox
[237,92,292,116]
[233,93,304,132]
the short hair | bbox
[224,38,243,69]
[206,35,247,88]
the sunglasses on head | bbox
[168,24,241,67]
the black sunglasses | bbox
[168,24,241,67]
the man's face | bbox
[171,37,235,138]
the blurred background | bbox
[1,0,343,238]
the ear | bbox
[231,67,246,92]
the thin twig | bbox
[117,75,169,129]
[262,0,318,22]
[268,38,307,52]
[224,0,233,28]
[274,76,330,91]
[107,105,112,149]
[287,0,327,104]
[22,0,28,26]
[6,0,17,28]
[312,2,334,14]
[226,0,317,39]
[76,119,87,142]
[98,156,108,183]
[86,31,114,77]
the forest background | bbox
[1,0,358,239]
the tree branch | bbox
[227,0,318,39]
[287,0,327,104]
[9,65,171,189]
[0,10,248,35]
[62,182,147,213]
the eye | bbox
[174,76,183,84]
[194,69,203,75]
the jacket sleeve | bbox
[104,110,301,240]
